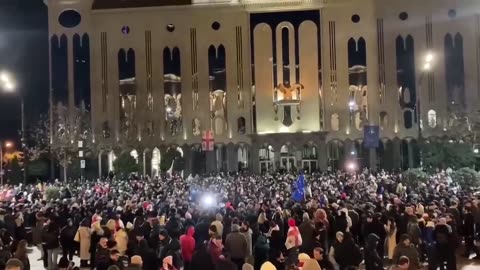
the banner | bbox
[364,125,380,148]
[292,174,305,202]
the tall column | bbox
[67,34,75,129]
[317,141,328,171]
[407,141,414,169]
[227,144,237,172]
[98,153,102,178]
[251,142,259,174]
[206,150,216,173]
[369,148,377,171]
[393,139,402,170]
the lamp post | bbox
[417,52,435,167]
[0,141,13,186]
[0,71,26,182]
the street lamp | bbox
[0,71,25,182]
[0,141,13,186]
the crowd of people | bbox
[0,169,477,270]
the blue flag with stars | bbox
[364,125,380,148]
[292,174,305,202]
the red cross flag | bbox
[202,129,214,151]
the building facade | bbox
[46,0,480,176]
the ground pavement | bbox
[27,246,480,270]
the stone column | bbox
[250,141,259,174]
[317,141,328,171]
[206,150,216,173]
[182,145,192,177]
[407,140,414,169]
[227,144,237,172]
[392,139,402,170]
[369,148,377,171]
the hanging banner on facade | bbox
[363,125,380,148]
[202,129,214,151]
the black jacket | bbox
[42,223,60,249]
[364,234,383,270]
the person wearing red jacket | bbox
[180,226,196,270]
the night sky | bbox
[0,0,48,145]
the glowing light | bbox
[201,194,216,208]
[474,149,479,154]
[423,63,431,71]
[348,100,355,108]
[302,130,312,133]
[346,161,357,171]
[4,142,13,148]
[166,107,172,113]
[425,53,434,63]
[0,73,9,83]
[350,151,355,155]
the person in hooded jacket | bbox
[299,213,315,256]
[392,234,419,270]
[138,239,158,270]
[241,220,253,265]
[60,219,77,261]
[364,234,383,270]
[332,232,362,270]
[254,233,269,270]
[165,209,183,239]
[180,226,195,270]
[157,230,181,269]
[190,243,215,270]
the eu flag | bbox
[292,174,305,202]
[364,125,380,148]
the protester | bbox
[0,168,476,270]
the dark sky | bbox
[0,0,48,144]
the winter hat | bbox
[303,259,321,270]
[231,224,240,232]
[260,261,277,270]
[298,252,311,264]
[130,255,142,265]
[242,263,254,270]
[400,234,410,243]
[288,218,296,227]
[159,230,169,238]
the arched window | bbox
[428,110,437,128]
[379,111,388,129]
[237,117,246,134]
[404,110,413,129]
[331,113,339,131]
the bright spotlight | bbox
[425,53,434,63]
[0,73,9,83]
[423,63,431,71]
[201,194,216,208]
[166,107,172,113]
[350,151,355,155]
[474,148,479,154]
[346,161,357,171]
[348,100,355,107]
[4,82,14,91]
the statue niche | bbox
[163,47,183,136]
[273,82,303,127]
[208,45,227,136]
[210,90,227,135]
[118,48,137,140]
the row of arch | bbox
[51,33,91,109]
[97,143,251,177]
[255,138,422,173]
